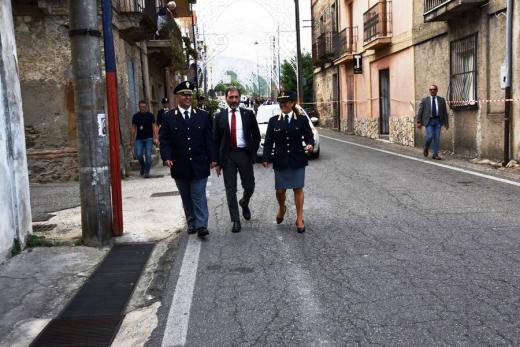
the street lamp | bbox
[254,41,261,97]
[294,0,304,104]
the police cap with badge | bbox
[277,91,297,103]
[174,81,194,95]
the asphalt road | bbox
[150,131,520,346]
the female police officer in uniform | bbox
[262,91,315,233]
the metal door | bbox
[379,69,390,135]
[347,74,354,133]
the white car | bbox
[256,104,320,160]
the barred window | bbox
[450,34,477,107]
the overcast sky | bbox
[194,0,312,89]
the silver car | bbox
[256,104,320,160]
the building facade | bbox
[415,0,520,160]
[13,0,190,183]
[1,0,32,261]
[313,0,520,161]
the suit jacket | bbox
[262,113,315,171]
[416,96,449,126]
[213,107,261,165]
[159,107,217,180]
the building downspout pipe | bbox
[503,0,513,165]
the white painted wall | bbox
[0,0,32,260]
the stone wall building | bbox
[13,0,190,183]
[415,0,520,161]
[0,0,32,260]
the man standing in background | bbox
[131,100,157,178]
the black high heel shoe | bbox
[296,220,305,233]
[276,205,287,224]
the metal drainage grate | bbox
[33,224,57,232]
[30,243,155,347]
[151,191,180,198]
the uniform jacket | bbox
[262,112,315,171]
[213,107,261,165]
[416,95,449,126]
[159,107,217,180]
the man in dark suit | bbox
[416,84,449,160]
[214,87,261,233]
[159,81,218,238]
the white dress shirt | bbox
[178,106,192,120]
[282,111,294,124]
[228,106,246,148]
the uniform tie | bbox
[284,114,289,125]
[230,108,237,150]
[184,110,190,121]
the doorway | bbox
[379,69,390,135]
[347,74,354,134]
[332,73,340,131]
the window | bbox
[450,34,477,107]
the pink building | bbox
[313,0,416,145]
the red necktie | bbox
[230,109,237,150]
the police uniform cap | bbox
[161,97,168,104]
[174,81,194,95]
[277,91,297,103]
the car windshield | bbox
[256,107,279,123]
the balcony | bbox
[312,31,336,66]
[334,27,358,65]
[113,0,156,42]
[363,0,392,50]
[423,0,487,22]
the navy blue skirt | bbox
[274,167,305,189]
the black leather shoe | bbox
[276,205,287,224]
[432,154,442,160]
[197,228,209,238]
[296,221,305,233]
[423,147,428,157]
[231,221,241,233]
[239,199,251,220]
[187,225,197,235]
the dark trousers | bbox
[222,150,255,222]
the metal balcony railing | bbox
[424,0,450,13]
[334,27,358,56]
[317,31,335,59]
[363,0,392,43]
[113,0,145,13]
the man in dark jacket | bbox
[159,81,218,238]
[213,87,260,233]
[416,84,449,160]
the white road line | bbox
[162,237,201,347]
[320,134,520,188]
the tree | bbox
[280,52,313,103]
[214,80,247,95]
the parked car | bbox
[256,104,320,160]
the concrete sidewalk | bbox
[0,165,185,347]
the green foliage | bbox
[280,52,314,103]
[214,80,247,95]
[182,36,198,60]
[225,70,238,82]
[26,234,54,248]
[172,35,188,74]
[11,239,21,257]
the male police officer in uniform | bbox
[159,81,218,238]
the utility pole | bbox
[294,0,305,104]
[190,3,199,98]
[503,0,513,166]
[102,0,123,236]
[69,0,112,246]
